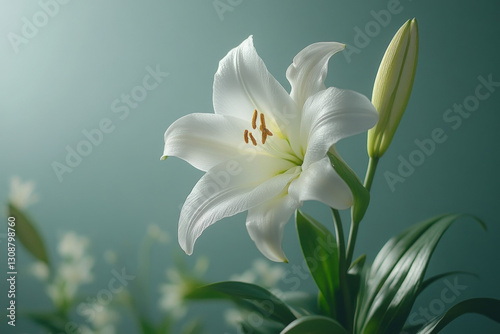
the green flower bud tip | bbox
[368,18,419,158]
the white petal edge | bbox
[179,156,300,255]
[289,157,353,210]
[301,87,379,169]
[213,36,299,137]
[246,194,300,262]
[162,113,262,172]
[286,42,346,109]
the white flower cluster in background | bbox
[225,259,286,328]
[31,232,94,307]
[80,304,119,334]
[158,256,209,319]
[230,258,285,289]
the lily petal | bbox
[213,36,299,136]
[179,156,300,255]
[162,113,257,171]
[301,87,378,169]
[246,194,300,262]
[286,42,346,109]
[289,157,353,210]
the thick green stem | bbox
[345,157,379,266]
[138,234,155,313]
[364,157,379,192]
[345,218,359,267]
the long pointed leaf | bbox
[416,298,500,333]
[186,281,296,325]
[8,203,49,264]
[356,214,485,333]
[281,315,349,334]
[26,312,67,332]
[347,254,366,315]
[419,271,477,294]
[296,211,339,317]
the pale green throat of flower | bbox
[243,109,303,167]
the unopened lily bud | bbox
[368,18,419,158]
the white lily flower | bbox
[162,36,378,262]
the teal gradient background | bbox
[1,0,499,333]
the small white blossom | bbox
[193,256,209,275]
[46,283,64,306]
[224,308,244,328]
[230,271,257,284]
[147,224,170,243]
[158,280,187,319]
[58,232,90,260]
[46,232,94,305]
[8,176,39,209]
[90,305,119,330]
[103,250,118,264]
[59,256,94,286]
[158,257,208,319]
[252,259,285,288]
[30,261,49,281]
[231,259,284,289]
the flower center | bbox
[243,109,274,146]
[242,109,303,166]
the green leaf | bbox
[419,271,477,294]
[186,281,296,325]
[348,254,366,275]
[281,291,321,316]
[280,315,349,334]
[238,313,287,334]
[346,254,366,313]
[296,210,339,318]
[328,152,369,224]
[355,214,485,334]
[156,315,172,334]
[26,312,67,332]
[138,317,157,334]
[8,203,49,265]
[416,298,500,334]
